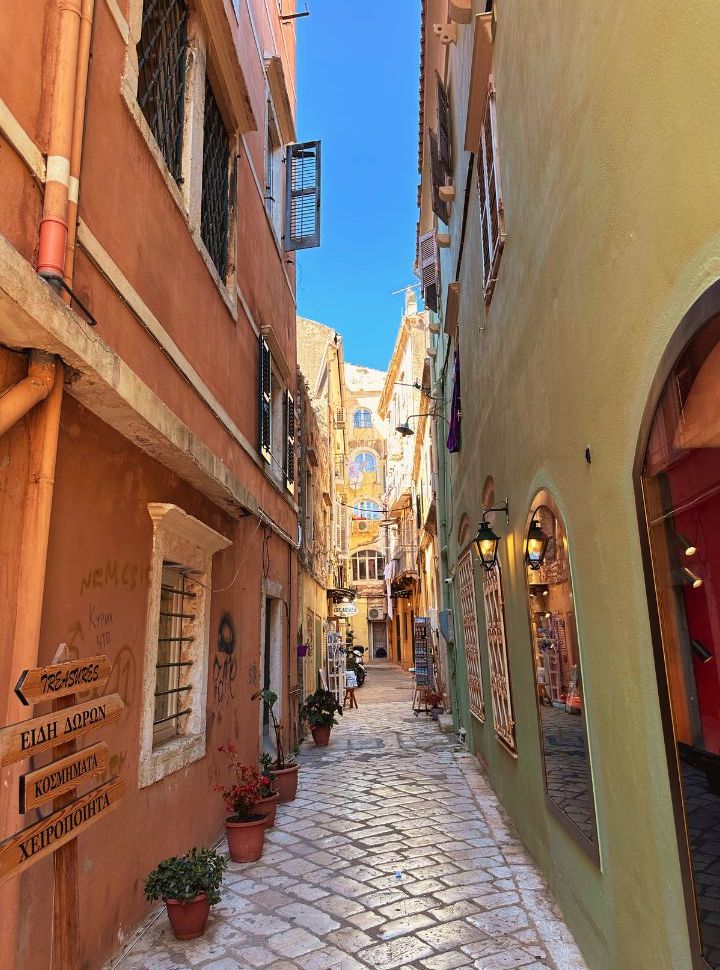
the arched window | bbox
[353,408,372,429]
[524,494,598,856]
[348,450,378,488]
[353,500,381,520]
[351,549,386,582]
[640,310,720,962]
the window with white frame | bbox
[353,408,372,429]
[353,500,381,520]
[482,565,515,751]
[264,96,284,239]
[352,550,386,582]
[477,78,505,304]
[258,335,294,493]
[458,550,485,721]
[140,503,231,788]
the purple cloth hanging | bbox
[447,350,461,452]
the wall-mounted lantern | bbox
[472,499,509,571]
[525,517,550,571]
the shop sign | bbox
[19,741,110,814]
[332,603,358,617]
[14,655,111,706]
[0,694,124,767]
[0,777,125,884]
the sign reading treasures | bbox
[0,654,126,886]
[14,655,112,705]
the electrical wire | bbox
[211,516,263,592]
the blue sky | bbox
[296,1,421,371]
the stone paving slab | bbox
[107,666,588,970]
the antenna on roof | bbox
[390,283,420,295]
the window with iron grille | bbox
[201,78,230,279]
[477,80,505,304]
[136,0,189,183]
[153,563,198,746]
[482,566,516,751]
[458,551,485,721]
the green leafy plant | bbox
[251,689,294,769]
[300,688,344,728]
[145,847,227,905]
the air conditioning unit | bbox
[368,607,386,621]
[335,408,346,428]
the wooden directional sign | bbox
[0,777,125,885]
[14,655,111,706]
[19,742,110,814]
[0,694,123,767]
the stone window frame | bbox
[122,0,239,317]
[139,503,231,789]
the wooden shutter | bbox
[285,388,295,493]
[435,71,451,176]
[477,80,505,303]
[284,141,321,250]
[418,229,438,313]
[258,336,271,463]
[429,130,450,225]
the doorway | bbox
[260,595,283,759]
[638,298,720,968]
[372,621,388,660]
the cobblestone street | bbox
[110,666,588,970]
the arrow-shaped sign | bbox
[14,656,111,706]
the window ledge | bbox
[139,732,206,789]
[147,503,232,552]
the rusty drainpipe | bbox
[0,0,91,963]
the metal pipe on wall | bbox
[0,350,56,436]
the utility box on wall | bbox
[439,608,455,644]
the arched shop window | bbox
[524,494,598,857]
[640,311,720,967]
[353,408,372,429]
[352,549,386,582]
[353,500,381,520]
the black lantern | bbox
[525,518,550,571]
[473,519,500,571]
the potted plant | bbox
[215,744,267,862]
[300,688,343,747]
[254,752,279,827]
[145,846,226,941]
[252,689,299,802]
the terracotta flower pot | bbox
[165,893,210,941]
[255,791,279,827]
[273,762,299,802]
[225,815,266,863]
[310,723,332,747]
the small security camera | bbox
[444,577,453,584]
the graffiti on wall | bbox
[213,613,237,703]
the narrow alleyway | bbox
[111,667,587,970]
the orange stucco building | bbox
[0,0,318,966]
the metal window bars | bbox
[201,78,230,279]
[153,564,196,745]
[136,0,189,183]
[458,551,485,722]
